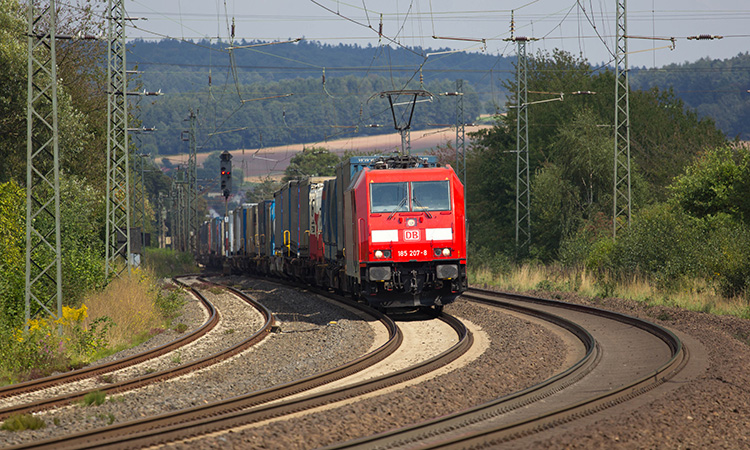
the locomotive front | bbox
[346,166,467,310]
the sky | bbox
[121,0,750,68]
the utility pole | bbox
[442,82,468,255]
[185,111,198,254]
[512,36,532,256]
[613,0,631,237]
[25,0,62,323]
[105,0,131,277]
[454,79,466,184]
[156,192,165,248]
[169,175,178,250]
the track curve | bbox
[0,276,273,420]
[332,288,687,449]
[4,277,474,450]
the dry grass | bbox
[82,269,163,349]
[470,263,750,318]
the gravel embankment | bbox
[521,290,750,449]
[0,277,374,447]
[6,278,745,449]
[164,297,569,449]
[167,287,750,449]
[0,280,209,411]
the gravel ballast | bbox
[163,298,570,449]
[0,277,374,447]
[3,279,748,449]
[166,287,750,449]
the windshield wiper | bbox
[411,196,433,218]
[387,196,408,220]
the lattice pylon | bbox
[613,0,632,237]
[187,111,198,254]
[515,39,531,255]
[455,79,466,184]
[25,0,63,322]
[105,0,131,277]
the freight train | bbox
[197,154,467,312]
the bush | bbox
[142,248,196,278]
[1,414,46,432]
[467,245,512,275]
[700,214,750,299]
[0,304,109,384]
[612,203,704,290]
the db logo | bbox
[404,229,421,241]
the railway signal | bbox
[220,151,233,198]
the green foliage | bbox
[0,181,25,325]
[154,286,186,320]
[283,147,340,181]
[0,0,27,184]
[142,248,196,278]
[1,414,46,432]
[80,390,107,407]
[0,0,108,187]
[669,146,750,222]
[245,177,283,203]
[613,203,705,290]
[631,53,750,140]
[0,305,109,384]
[467,48,727,262]
[137,75,482,157]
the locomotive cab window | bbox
[411,180,450,211]
[370,182,409,213]
[370,180,451,213]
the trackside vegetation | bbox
[0,1,191,387]
[465,49,750,314]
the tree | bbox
[245,177,282,203]
[0,0,28,184]
[466,48,727,260]
[0,181,25,325]
[283,147,339,181]
[669,145,750,223]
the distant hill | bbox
[128,39,511,100]
[631,53,750,140]
[127,39,750,158]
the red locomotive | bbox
[341,156,466,311]
[199,154,467,312]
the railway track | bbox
[3,282,689,449]
[0,276,273,420]
[4,277,471,450]
[331,287,687,449]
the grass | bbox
[83,270,165,350]
[79,390,107,407]
[142,248,196,278]
[0,268,188,386]
[1,414,46,431]
[469,263,750,318]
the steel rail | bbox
[332,288,686,449]
[0,277,217,400]
[0,276,275,420]
[6,281,472,450]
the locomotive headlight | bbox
[374,250,384,259]
[442,248,451,257]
